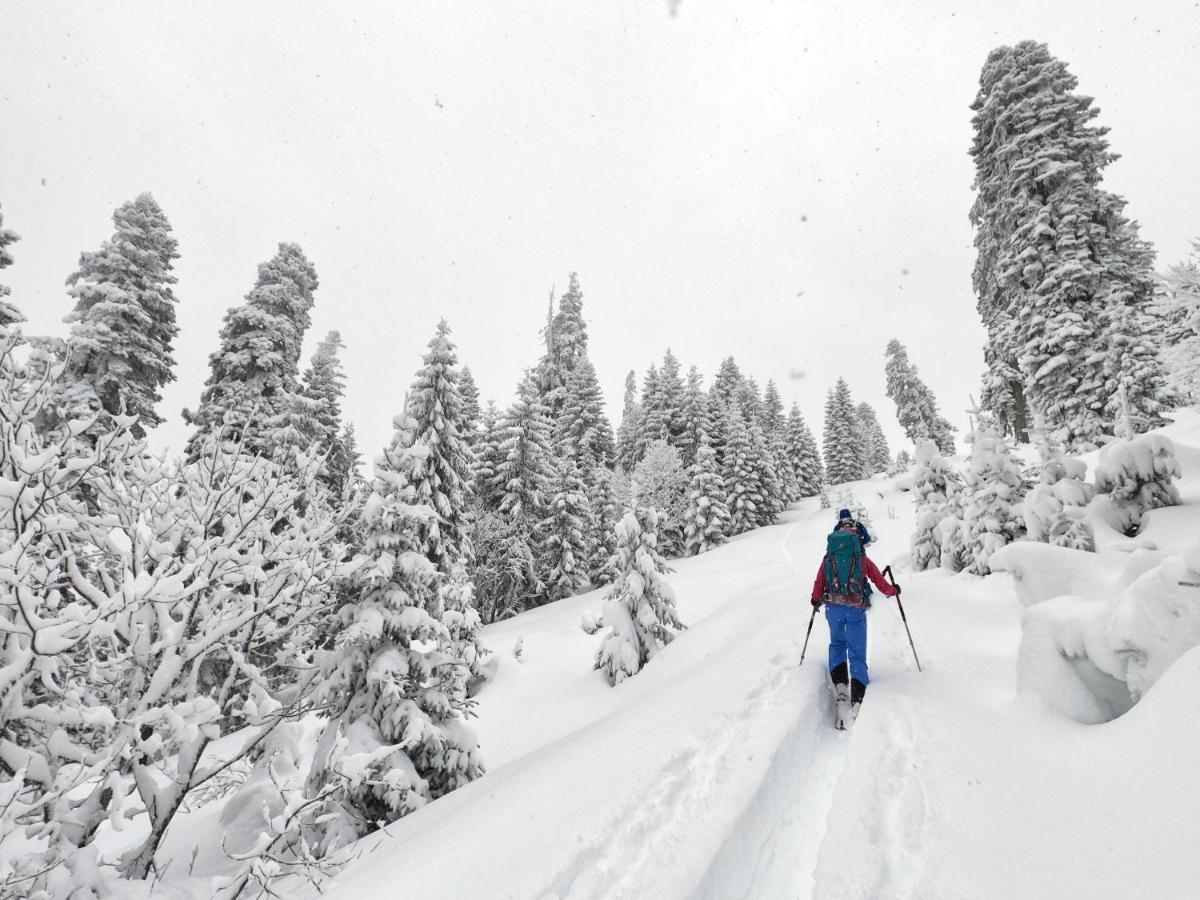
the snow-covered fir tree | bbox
[856,401,891,476]
[591,508,684,685]
[959,416,1027,575]
[889,448,913,475]
[748,418,783,526]
[440,559,489,690]
[970,41,1171,448]
[586,465,623,586]
[405,319,475,573]
[1025,426,1096,550]
[1158,242,1200,403]
[735,375,765,426]
[884,339,956,454]
[683,432,731,555]
[459,364,482,442]
[300,330,350,491]
[184,242,318,458]
[540,458,592,602]
[559,356,615,473]
[61,193,179,433]
[615,369,640,472]
[634,362,665,458]
[469,509,540,624]
[309,414,482,850]
[712,356,743,407]
[722,401,763,534]
[491,373,556,521]
[0,204,23,332]
[471,400,506,510]
[676,365,709,469]
[910,439,961,571]
[822,378,864,485]
[632,438,688,558]
[786,403,824,497]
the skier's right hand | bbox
[893,583,902,597]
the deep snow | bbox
[300,413,1200,899]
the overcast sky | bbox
[2,0,1198,461]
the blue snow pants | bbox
[825,604,869,685]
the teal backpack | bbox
[823,529,867,606]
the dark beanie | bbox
[837,507,852,521]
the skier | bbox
[811,518,899,726]
[836,507,872,548]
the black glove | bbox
[811,597,823,609]
[893,583,902,597]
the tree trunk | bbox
[1011,380,1031,444]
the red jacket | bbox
[811,555,898,603]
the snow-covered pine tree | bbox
[889,448,913,475]
[748,418,783,526]
[712,356,743,407]
[657,349,686,447]
[856,402,891,476]
[1025,426,1096,550]
[763,380,798,502]
[62,193,179,433]
[631,438,688,558]
[0,204,24,332]
[559,355,615,473]
[184,242,318,458]
[615,369,641,472]
[540,457,592,602]
[634,362,666,460]
[405,319,475,572]
[440,559,489,690]
[959,416,1027,575]
[491,373,556,521]
[586,465,622,586]
[299,330,349,490]
[822,378,863,485]
[309,414,482,850]
[970,41,1170,448]
[471,399,506,511]
[722,401,763,534]
[884,339,956,454]
[736,375,764,426]
[910,439,960,570]
[683,432,730,555]
[552,272,588,373]
[592,508,684,685]
[1158,243,1200,403]
[786,403,824,497]
[328,423,364,500]
[459,364,482,442]
[676,365,709,469]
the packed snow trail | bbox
[317,450,1200,900]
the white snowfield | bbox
[318,416,1200,900]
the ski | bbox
[832,681,851,730]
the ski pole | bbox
[799,604,818,666]
[882,565,922,673]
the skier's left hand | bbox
[811,597,823,609]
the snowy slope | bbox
[316,417,1200,900]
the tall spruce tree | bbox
[405,320,475,572]
[459,365,482,443]
[63,193,179,433]
[786,403,824,497]
[722,401,762,534]
[884,339,956,454]
[615,369,641,472]
[683,432,730,555]
[586,465,622,586]
[300,330,349,490]
[1159,244,1200,403]
[856,402,891,476]
[970,41,1170,448]
[184,242,318,458]
[491,374,556,522]
[712,356,743,407]
[559,356,615,472]
[677,365,709,469]
[823,378,863,485]
[309,413,482,843]
[540,458,591,602]
[0,205,23,332]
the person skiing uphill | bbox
[836,507,872,549]
[811,519,899,724]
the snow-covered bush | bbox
[960,419,1026,575]
[1017,541,1200,723]
[1024,432,1096,550]
[592,509,685,685]
[1094,432,1182,536]
[0,338,348,891]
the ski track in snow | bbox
[541,638,805,899]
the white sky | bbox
[2,0,1198,461]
